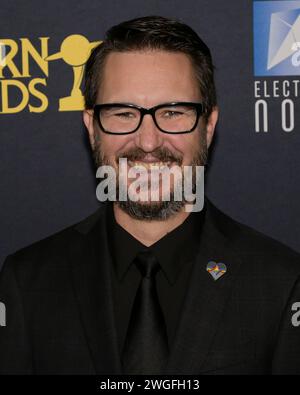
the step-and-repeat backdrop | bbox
[1,0,300,266]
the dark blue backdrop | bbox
[1,0,299,268]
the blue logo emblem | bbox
[254,1,300,76]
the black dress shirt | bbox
[106,201,206,355]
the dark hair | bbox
[84,15,217,120]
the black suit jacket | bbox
[1,198,300,375]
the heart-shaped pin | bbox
[206,261,227,281]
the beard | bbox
[93,130,207,221]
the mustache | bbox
[117,147,183,165]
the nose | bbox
[134,113,163,152]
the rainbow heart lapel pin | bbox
[206,261,227,281]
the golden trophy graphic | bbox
[46,35,101,111]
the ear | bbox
[83,109,96,150]
[206,106,219,148]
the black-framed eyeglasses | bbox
[93,102,205,135]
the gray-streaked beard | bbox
[93,130,207,221]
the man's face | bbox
[83,50,218,219]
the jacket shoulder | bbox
[1,204,107,276]
[207,199,300,275]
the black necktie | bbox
[121,250,169,375]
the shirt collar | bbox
[106,201,206,285]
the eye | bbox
[114,111,136,118]
[162,110,183,118]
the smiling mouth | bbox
[127,160,174,169]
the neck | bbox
[113,203,190,246]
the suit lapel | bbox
[69,203,122,374]
[67,199,241,375]
[164,199,242,374]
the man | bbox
[0,15,300,375]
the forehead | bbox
[97,50,200,105]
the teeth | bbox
[128,161,171,169]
